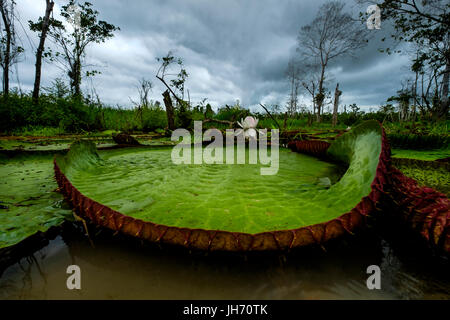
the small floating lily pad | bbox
[0,154,72,249]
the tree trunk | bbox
[32,0,54,105]
[0,1,11,98]
[435,61,449,121]
[312,82,316,117]
[332,83,341,127]
[71,58,82,99]
[70,33,83,99]
[162,90,175,130]
[316,64,326,122]
[412,53,419,122]
[288,73,294,115]
[412,72,418,122]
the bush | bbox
[216,106,249,122]
[142,106,167,132]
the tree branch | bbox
[259,103,281,129]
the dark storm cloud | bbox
[13,0,412,110]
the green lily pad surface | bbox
[0,154,72,249]
[56,121,382,234]
[390,146,449,196]
[391,148,450,161]
[392,159,450,197]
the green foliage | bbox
[215,105,249,122]
[367,0,449,120]
[156,51,188,98]
[10,126,63,137]
[0,91,168,134]
[141,105,167,132]
[29,0,120,97]
[376,0,449,67]
[175,102,193,129]
[387,133,449,150]
[392,148,450,161]
[204,103,214,119]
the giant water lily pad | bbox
[391,148,450,161]
[0,154,72,249]
[54,120,390,251]
[392,158,450,197]
[58,145,346,233]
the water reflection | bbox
[0,223,448,300]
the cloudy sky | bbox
[11,0,413,111]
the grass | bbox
[8,126,65,137]
[391,148,450,161]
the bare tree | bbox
[403,43,447,120]
[0,0,22,98]
[285,58,302,116]
[302,79,316,116]
[162,89,175,130]
[29,0,54,105]
[301,63,321,119]
[156,51,188,106]
[297,1,368,122]
[130,78,153,128]
[137,78,152,108]
[388,79,414,122]
[156,51,190,130]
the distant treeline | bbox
[2,89,448,136]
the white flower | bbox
[236,116,259,139]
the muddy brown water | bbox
[0,220,449,300]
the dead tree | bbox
[286,59,302,116]
[437,62,449,121]
[130,78,152,128]
[31,0,54,105]
[297,1,368,122]
[302,80,316,120]
[0,0,11,97]
[156,52,189,130]
[0,0,22,98]
[332,83,342,127]
[162,90,175,131]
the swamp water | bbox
[0,147,449,299]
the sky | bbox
[10,0,413,111]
